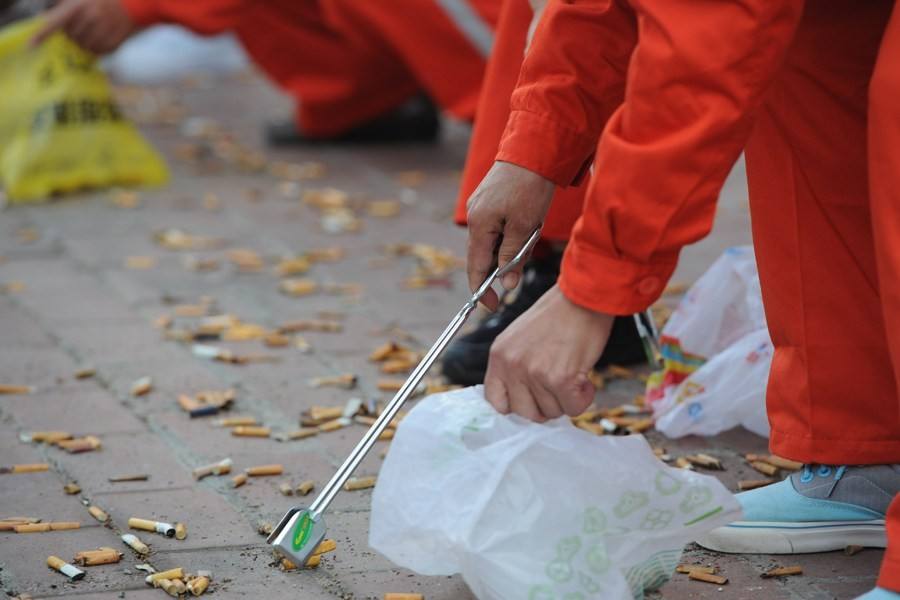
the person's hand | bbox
[484,284,614,422]
[466,161,554,311]
[31,0,137,54]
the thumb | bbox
[496,225,532,290]
[30,5,72,48]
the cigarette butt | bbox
[313,539,337,556]
[16,523,52,533]
[761,566,803,578]
[108,474,149,483]
[845,544,864,556]
[131,376,153,396]
[318,419,344,432]
[8,463,49,474]
[31,431,72,443]
[264,333,290,348]
[50,521,80,531]
[764,455,803,471]
[279,278,318,296]
[64,482,81,494]
[378,429,395,441]
[175,522,187,540]
[167,579,187,597]
[129,518,175,537]
[685,454,723,470]
[607,365,635,379]
[0,384,33,395]
[296,480,315,496]
[155,579,173,592]
[688,571,728,585]
[277,428,318,441]
[310,406,344,421]
[257,521,273,535]
[304,554,321,568]
[178,394,203,413]
[74,548,122,566]
[74,368,96,379]
[214,416,258,427]
[57,436,102,453]
[369,342,400,361]
[188,575,209,596]
[674,457,694,470]
[750,460,779,477]
[377,379,405,392]
[344,476,376,491]
[738,479,776,491]
[677,564,716,575]
[626,418,654,434]
[355,415,378,426]
[380,359,415,374]
[192,458,233,479]
[231,473,247,488]
[280,557,298,571]
[576,421,605,436]
[744,453,765,461]
[88,506,109,523]
[279,482,293,496]
[246,464,283,477]
[147,567,184,584]
[121,533,150,555]
[309,373,357,389]
[384,594,424,600]
[231,426,271,438]
[48,556,85,581]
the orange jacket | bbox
[497,0,804,315]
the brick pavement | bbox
[0,71,882,599]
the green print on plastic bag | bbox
[613,490,649,518]
[585,543,610,574]
[529,585,555,600]
[654,470,683,496]
[547,558,574,583]
[680,485,713,513]
[640,509,674,531]
[583,507,607,534]
[556,536,581,560]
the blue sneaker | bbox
[696,464,899,553]
[855,588,900,600]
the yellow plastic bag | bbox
[0,18,168,203]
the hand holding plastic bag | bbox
[0,18,168,202]
[370,387,740,600]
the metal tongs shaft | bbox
[306,228,543,520]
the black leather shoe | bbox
[266,94,441,146]
[441,250,648,386]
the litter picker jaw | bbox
[268,508,327,567]
[268,228,543,569]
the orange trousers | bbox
[453,0,589,242]
[745,0,900,589]
[122,0,498,136]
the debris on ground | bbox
[192,458,233,480]
[108,474,150,483]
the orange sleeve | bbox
[120,0,250,35]
[496,0,637,186]
[558,0,804,315]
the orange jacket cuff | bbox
[558,241,677,315]
[120,0,161,26]
[496,109,595,187]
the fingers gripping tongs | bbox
[268,228,543,566]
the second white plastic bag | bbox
[370,387,741,600]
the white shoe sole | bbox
[695,520,886,554]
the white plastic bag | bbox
[370,387,741,600]
[653,328,771,438]
[647,246,772,438]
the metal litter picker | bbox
[268,229,543,566]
